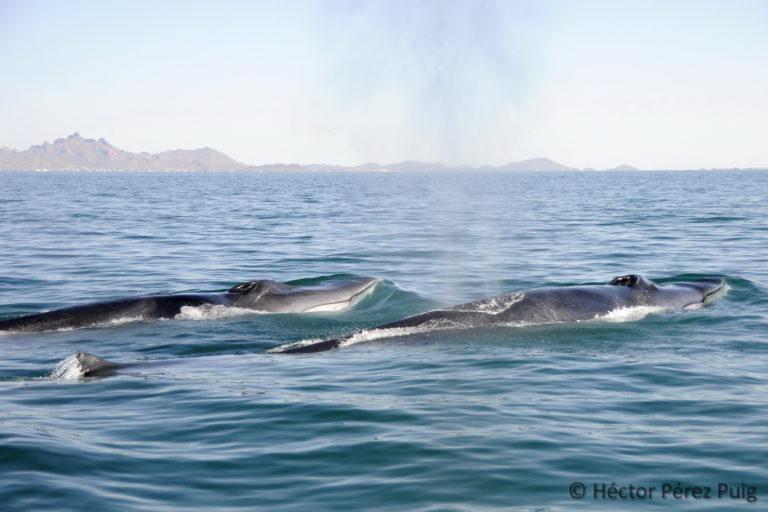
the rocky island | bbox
[1,133,639,172]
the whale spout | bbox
[51,352,123,379]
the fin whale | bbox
[0,276,378,333]
[48,275,726,379]
[272,275,726,353]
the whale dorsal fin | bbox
[608,274,654,289]
[227,279,288,295]
[228,281,261,294]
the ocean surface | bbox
[1,170,767,511]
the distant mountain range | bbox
[0,133,633,172]
[606,164,639,171]
[0,133,245,171]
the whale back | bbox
[270,275,727,353]
[228,277,378,313]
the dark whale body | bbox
[272,275,726,353]
[50,275,726,379]
[0,276,378,333]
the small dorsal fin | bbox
[228,280,263,294]
[227,279,287,295]
[607,274,653,288]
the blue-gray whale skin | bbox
[0,276,378,333]
[273,275,726,353]
[51,352,127,378]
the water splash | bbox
[454,293,525,314]
[50,353,87,379]
[175,304,264,321]
[595,305,668,323]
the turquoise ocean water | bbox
[1,170,766,510]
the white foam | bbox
[338,325,439,348]
[269,321,454,353]
[594,305,668,323]
[105,316,144,326]
[50,354,85,379]
[455,293,525,314]
[175,304,263,321]
[267,337,325,352]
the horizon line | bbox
[1,132,766,172]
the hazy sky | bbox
[1,0,766,169]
